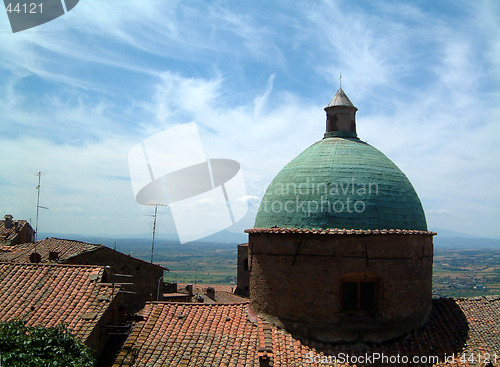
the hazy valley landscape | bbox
[42,230,500,299]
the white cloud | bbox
[0,0,498,238]
[237,195,260,206]
[152,71,223,127]
[253,74,275,119]
[427,209,450,215]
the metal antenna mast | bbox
[151,204,158,264]
[148,203,168,264]
[146,203,167,300]
[35,171,49,243]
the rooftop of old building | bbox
[0,215,34,245]
[0,262,120,342]
[112,296,499,366]
[0,237,100,262]
[0,237,166,270]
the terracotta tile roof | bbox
[0,219,30,243]
[0,237,101,263]
[114,297,499,366]
[268,296,500,366]
[246,227,437,236]
[0,263,120,342]
[113,302,259,367]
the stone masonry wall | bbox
[249,232,433,342]
[67,248,165,313]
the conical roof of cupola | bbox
[326,87,356,108]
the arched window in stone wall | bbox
[340,272,381,313]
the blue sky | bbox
[1,0,499,239]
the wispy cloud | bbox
[0,0,498,237]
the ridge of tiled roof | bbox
[0,262,120,342]
[0,237,101,263]
[113,297,499,367]
[246,227,437,235]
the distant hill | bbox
[431,228,500,249]
[38,229,248,245]
[39,228,499,250]
[433,236,500,249]
[37,230,247,253]
[198,230,248,244]
[430,228,481,239]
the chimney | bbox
[259,353,272,367]
[4,215,13,229]
[258,324,274,366]
[49,251,59,261]
[186,284,194,297]
[206,287,215,301]
[29,252,42,263]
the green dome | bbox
[255,137,427,230]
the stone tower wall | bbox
[235,243,250,297]
[248,232,433,342]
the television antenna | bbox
[145,203,168,301]
[35,171,49,243]
[146,203,168,264]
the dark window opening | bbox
[360,282,376,310]
[243,258,249,272]
[341,282,358,311]
[341,280,377,312]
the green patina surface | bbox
[255,137,427,230]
